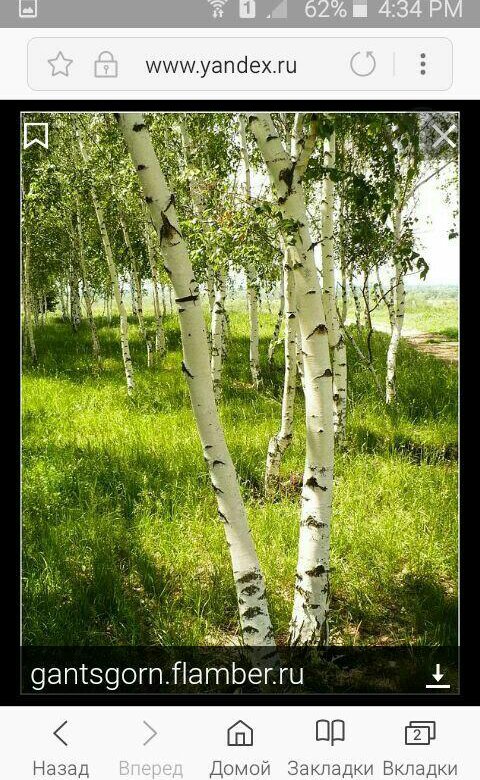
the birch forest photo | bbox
[21,111,459,651]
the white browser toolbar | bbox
[0,27,478,98]
[1,706,478,779]
[27,36,452,92]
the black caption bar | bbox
[21,647,459,695]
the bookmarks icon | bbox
[316,719,346,746]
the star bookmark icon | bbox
[48,51,73,77]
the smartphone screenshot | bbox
[2,0,473,776]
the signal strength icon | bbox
[267,0,288,18]
[207,0,229,18]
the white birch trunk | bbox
[239,115,261,388]
[320,134,347,444]
[375,266,395,331]
[119,112,275,647]
[70,275,82,331]
[362,271,371,327]
[178,118,217,318]
[160,284,167,317]
[23,234,37,364]
[74,203,101,364]
[58,281,68,322]
[350,273,362,329]
[386,206,406,404]
[76,129,135,394]
[265,247,298,498]
[206,266,215,313]
[121,218,146,339]
[130,270,138,316]
[267,268,285,364]
[211,268,227,402]
[145,221,167,356]
[246,268,261,388]
[248,112,334,645]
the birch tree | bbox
[22,231,37,364]
[239,116,261,388]
[320,132,347,444]
[264,246,298,497]
[76,119,135,394]
[118,112,275,647]
[248,112,334,645]
[72,201,101,364]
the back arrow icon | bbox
[350,51,376,77]
[53,721,68,746]
[143,721,158,746]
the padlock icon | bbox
[94,51,118,78]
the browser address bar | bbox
[28,37,452,91]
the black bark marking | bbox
[181,361,194,379]
[305,565,326,577]
[145,196,154,204]
[133,123,146,132]
[175,294,199,304]
[242,606,262,619]
[137,164,147,171]
[218,510,228,524]
[301,516,327,529]
[305,476,327,492]
[238,571,261,584]
[306,324,328,339]
[279,166,295,193]
[160,212,182,242]
[295,585,310,600]
[241,584,260,596]
[212,460,226,468]
[243,626,260,634]
[266,134,279,142]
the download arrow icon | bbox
[432,664,444,682]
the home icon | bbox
[227,720,254,747]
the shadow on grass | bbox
[349,425,458,464]
[332,572,458,646]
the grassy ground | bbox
[22,294,458,647]
[369,286,459,339]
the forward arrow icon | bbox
[143,721,158,746]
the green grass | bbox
[22,300,458,647]
[365,286,459,339]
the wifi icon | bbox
[207,0,229,18]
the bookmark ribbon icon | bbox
[23,122,49,150]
